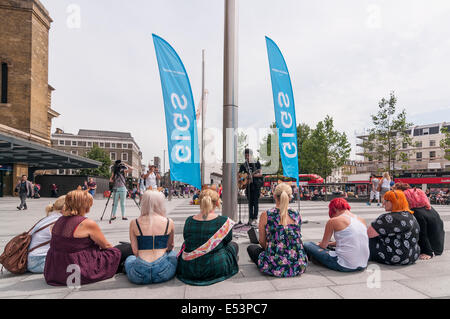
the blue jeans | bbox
[303,242,364,272]
[88,190,95,197]
[112,186,127,217]
[125,251,177,285]
[27,255,46,273]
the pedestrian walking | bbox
[15,175,33,211]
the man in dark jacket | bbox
[15,175,33,210]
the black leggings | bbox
[247,245,264,265]
[114,243,134,273]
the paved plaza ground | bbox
[1,196,450,299]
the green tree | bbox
[80,145,112,178]
[297,123,312,174]
[362,92,413,176]
[440,126,450,161]
[302,115,351,179]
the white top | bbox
[331,214,369,270]
[145,172,157,189]
[381,178,391,189]
[28,213,62,257]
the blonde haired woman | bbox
[380,172,392,200]
[44,190,122,286]
[176,187,239,285]
[124,190,176,284]
[247,183,308,277]
[27,196,65,273]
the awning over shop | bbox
[0,132,100,170]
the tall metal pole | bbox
[201,49,206,186]
[163,149,166,186]
[222,0,238,220]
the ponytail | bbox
[199,188,221,220]
[45,195,66,216]
[274,183,293,227]
[279,191,289,227]
[200,195,213,219]
[45,203,55,216]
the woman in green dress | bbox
[176,188,239,286]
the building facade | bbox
[327,160,363,183]
[0,0,58,145]
[51,129,143,179]
[356,122,450,174]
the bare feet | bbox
[419,254,432,260]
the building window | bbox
[122,152,128,161]
[105,143,110,148]
[87,142,92,147]
[128,144,132,149]
[1,62,8,104]
[402,142,408,149]
[99,142,104,148]
[117,143,122,149]
[59,140,64,146]
[430,140,436,147]
[416,152,422,161]
[430,151,436,158]
[123,144,128,148]
[72,141,77,146]
[415,141,422,148]
[58,169,65,175]
[111,143,116,148]
[110,152,116,161]
[65,140,71,146]
[71,150,78,155]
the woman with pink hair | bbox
[394,183,444,260]
[303,198,369,272]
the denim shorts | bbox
[124,251,177,285]
[27,255,46,274]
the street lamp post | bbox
[222,0,238,220]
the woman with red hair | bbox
[303,198,369,272]
[367,190,420,265]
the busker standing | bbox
[15,175,33,211]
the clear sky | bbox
[40,0,450,167]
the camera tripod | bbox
[100,176,141,224]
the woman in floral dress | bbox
[247,183,308,277]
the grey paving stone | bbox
[389,260,450,279]
[27,292,71,299]
[241,287,342,299]
[329,281,430,299]
[185,278,275,299]
[398,275,450,298]
[318,265,409,285]
[65,284,186,299]
[0,275,70,298]
[269,272,335,290]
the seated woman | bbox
[44,190,125,286]
[124,190,176,284]
[304,198,369,272]
[176,188,239,286]
[394,183,444,260]
[27,196,65,273]
[367,190,420,265]
[247,183,308,277]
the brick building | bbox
[0,0,99,197]
[51,129,143,179]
